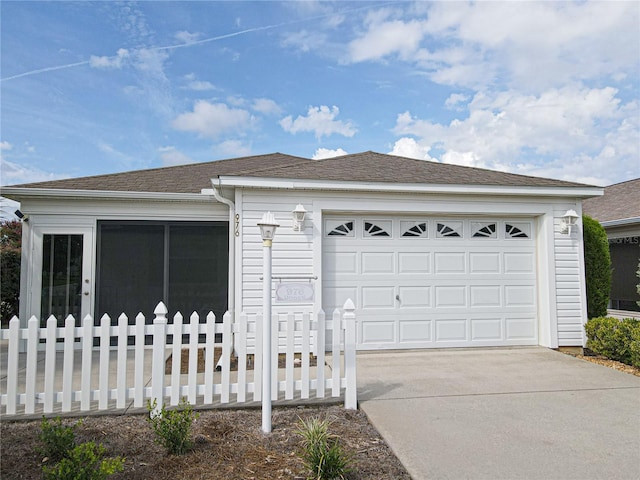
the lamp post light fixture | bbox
[292,204,307,232]
[257,212,279,433]
[560,209,580,235]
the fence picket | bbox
[332,309,341,398]
[99,315,110,409]
[62,315,75,412]
[221,312,231,403]
[316,310,325,398]
[116,314,128,409]
[170,312,184,406]
[151,303,168,416]
[134,313,145,408]
[301,312,310,399]
[236,313,247,403]
[44,316,57,413]
[285,314,295,400]
[271,313,278,402]
[204,312,216,404]
[25,317,39,414]
[6,317,20,414]
[254,314,263,402]
[80,315,93,411]
[187,312,199,404]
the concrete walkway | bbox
[357,347,640,480]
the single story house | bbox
[1,151,602,350]
[583,178,640,312]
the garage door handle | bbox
[396,294,400,301]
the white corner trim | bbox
[217,176,603,198]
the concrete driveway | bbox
[357,347,640,480]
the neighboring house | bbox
[583,178,640,312]
[1,151,602,350]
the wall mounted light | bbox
[14,209,29,222]
[292,204,307,232]
[560,209,579,234]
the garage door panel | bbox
[324,286,357,311]
[469,252,501,273]
[325,252,358,274]
[435,286,467,307]
[434,252,466,273]
[435,319,467,342]
[399,320,432,342]
[470,285,501,307]
[361,252,394,274]
[361,321,395,344]
[398,252,430,273]
[471,318,503,341]
[505,285,536,306]
[504,252,535,273]
[398,286,431,307]
[506,317,537,340]
[362,286,395,309]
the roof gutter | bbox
[601,217,640,228]
[0,187,211,202]
[216,176,603,199]
[211,181,236,324]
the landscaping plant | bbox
[38,416,79,462]
[297,416,353,480]
[582,215,611,319]
[585,316,640,367]
[147,398,199,455]
[42,441,124,480]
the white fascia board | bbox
[601,217,640,228]
[0,187,216,203]
[217,176,604,198]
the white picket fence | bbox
[0,300,357,417]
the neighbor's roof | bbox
[582,178,640,223]
[3,151,592,195]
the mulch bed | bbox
[0,405,410,480]
[565,350,640,377]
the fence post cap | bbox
[154,302,168,323]
[343,298,355,311]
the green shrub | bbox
[39,416,79,462]
[297,416,353,480]
[42,441,124,480]
[585,317,640,366]
[147,398,199,455]
[582,215,611,319]
[0,220,21,326]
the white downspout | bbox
[212,181,235,322]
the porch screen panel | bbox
[168,224,228,320]
[41,234,83,323]
[97,224,164,321]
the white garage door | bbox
[323,216,538,350]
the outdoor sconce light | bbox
[292,204,307,232]
[560,209,579,234]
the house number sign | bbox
[275,283,314,303]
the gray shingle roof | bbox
[4,151,591,194]
[582,178,640,222]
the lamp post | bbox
[257,212,279,433]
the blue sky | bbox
[1,0,639,209]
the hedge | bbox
[585,317,640,368]
[582,215,611,319]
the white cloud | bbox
[0,141,12,150]
[213,140,252,157]
[0,158,68,186]
[172,101,253,139]
[158,146,195,166]
[252,98,281,116]
[312,148,348,160]
[175,31,201,44]
[444,93,470,110]
[89,48,130,69]
[280,105,357,139]
[392,86,639,185]
[388,137,433,161]
[186,80,216,91]
[348,18,426,63]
